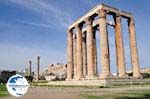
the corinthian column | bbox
[93,30,98,75]
[86,17,95,79]
[82,32,87,77]
[66,29,74,80]
[76,24,84,80]
[98,9,111,79]
[114,14,127,78]
[36,56,40,81]
[128,18,142,79]
[73,33,77,79]
[29,60,32,76]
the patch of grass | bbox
[31,83,100,89]
[33,80,48,83]
[0,85,9,98]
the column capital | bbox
[82,32,86,43]
[116,14,122,22]
[128,17,135,25]
[92,27,97,34]
[97,9,107,18]
[73,33,76,39]
[37,56,40,60]
[75,23,82,30]
[29,60,32,63]
[67,29,73,34]
[82,31,86,37]
[85,17,93,26]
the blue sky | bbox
[0,0,149,73]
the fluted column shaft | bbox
[86,18,95,78]
[114,15,126,77]
[93,30,98,75]
[76,25,84,79]
[73,33,77,78]
[98,9,111,79]
[66,29,74,80]
[82,32,87,77]
[128,18,142,78]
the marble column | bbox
[114,14,127,77]
[98,9,111,79]
[36,56,40,81]
[29,60,32,76]
[128,18,142,78]
[76,24,84,79]
[93,30,98,75]
[86,17,95,79]
[82,32,87,77]
[73,33,77,79]
[66,29,74,80]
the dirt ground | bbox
[2,86,150,99]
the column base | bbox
[65,76,73,81]
[86,75,98,80]
[99,72,112,79]
[65,78,73,81]
[133,73,143,79]
[118,73,129,79]
[74,75,85,80]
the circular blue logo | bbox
[6,74,29,97]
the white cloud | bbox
[8,0,73,29]
[16,20,52,29]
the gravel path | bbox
[2,86,150,99]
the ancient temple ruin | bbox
[66,4,142,80]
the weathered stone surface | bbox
[93,30,98,75]
[66,3,142,81]
[114,14,127,78]
[82,32,87,77]
[86,18,95,79]
[73,33,77,79]
[76,25,84,79]
[66,30,74,80]
[128,18,142,79]
[98,9,111,79]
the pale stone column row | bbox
[66,9,142,80]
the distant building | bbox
[140,67,150,74]
[127,67,150,74]
[17,68,34,77]
[42,63,67,81]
